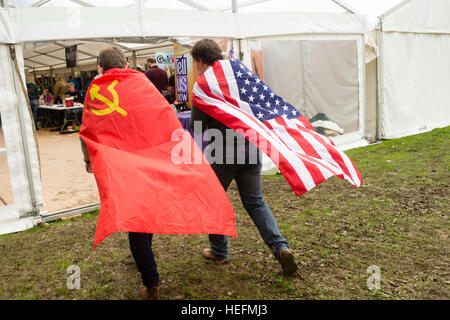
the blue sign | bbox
[176,55,188,76]
[176,55,189,102]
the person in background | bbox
[144,57,168,94]
[52,74,68,104]
[68,82,83,103]
[165,65,175,104]
[26,76,40,130]
[164,65,173,79]
[68,75,81,91]
[67,82,83,124]
[39,88,53,105]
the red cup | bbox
[64,97,74,107]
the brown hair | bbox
[147,57,156,64]
[98,47,127,72]
[191,39,223,65]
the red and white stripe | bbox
[192,60,362,196]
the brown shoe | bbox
[140,286,160,300]
[201,248,229,264]
[279,248,298,276]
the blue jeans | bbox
[30,99,39,129]
[209,158,290,260]
[128,232,159,287]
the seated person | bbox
[66,83,84,126]
[39,88,53,105]
[67,82,83,103]
[68,76,81,91]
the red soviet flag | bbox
[80,68,236,249]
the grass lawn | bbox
[0,127,448,300]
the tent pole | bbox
[376,20,384,140]
[331,0,356,14]
[231,0,243,62]
[9,45,40,217]
[232,0,238,13]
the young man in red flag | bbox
[80,47,236,300]
[190,39,298,276]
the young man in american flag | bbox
[190,39,298,276]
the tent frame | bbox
[0,1,368,234]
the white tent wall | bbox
[378,0,450,139]
[0,9,14,43]
[0,44,43,234]
[379,32,450,138]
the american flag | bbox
[192,59,362,196]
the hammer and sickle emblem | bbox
[89,80,127,116]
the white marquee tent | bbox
[0,0,448,236]
[375,0,450,139]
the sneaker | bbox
[279,248,298,276]
[140,285,160,300]
[201,248,229,264]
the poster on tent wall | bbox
[173,43,198,108]
[65,45,77,68]
[155,51,174,70]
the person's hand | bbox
[85,162,93,173]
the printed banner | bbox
[155,51,174,69]
[173,43,198,108]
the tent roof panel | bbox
[382,0,450,33]
[24,54,58,66]
[235,0,346,13]
[24,59,47,68]
[9,7,142,42]
[238,12,366,38]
